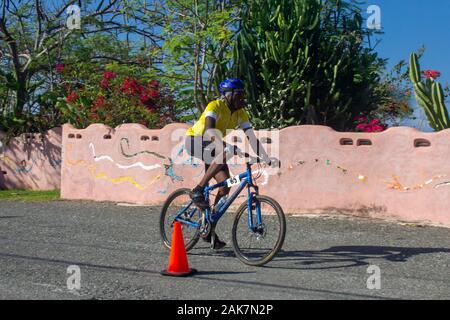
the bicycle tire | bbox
[231,195,286,266]
[159,188,200,252]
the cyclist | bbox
[185,78,280,249]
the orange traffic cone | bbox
[161,221,197,277]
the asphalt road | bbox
[0,200,449,300]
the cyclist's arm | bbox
[204,116,226,152]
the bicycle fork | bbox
[247,185,263,234]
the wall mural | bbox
[285,157,448,192]
[66,137,205,193]
[0,152,61,174]
[64,133,450,194]
[119,137,184,182]
[67,143,164,191]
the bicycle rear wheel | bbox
[231,195,286,266]
[159,188,201,251]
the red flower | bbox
[122,78,142,95]
[122,78,130,91]
[100,79,109,89]
[66,91,78,103]
[55,63,64,73]
[149,80,159,88]
[148,88,159,98]
[93,96,105,109]
[103,71,117,80]
[423,70,441,80]
[140,93,150,105]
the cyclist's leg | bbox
[212,165,231,208]
[204,165,229,249]
[186,137,226,209]
[197,141,232,188]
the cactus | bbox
[229,0,385,130]
[409,53,450,130]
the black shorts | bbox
[185,136,229,174]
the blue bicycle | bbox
[159,154,286,266]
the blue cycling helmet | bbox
[219,78,245,94]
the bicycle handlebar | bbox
[234,148,281,168]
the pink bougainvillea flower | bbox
[369,119,380,125]
[55,63,65,73]
[372,125,385,132]
[356,124,366,130]
[423,70,441,80]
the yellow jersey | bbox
[186,99,252,137]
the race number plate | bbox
[226,175,241,187]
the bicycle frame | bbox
[174,163,262,232]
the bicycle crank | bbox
[198,212,211,239]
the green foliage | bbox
[231,0,391,130]
[162,0,241,115]
[371,58,415,127]
[409,53,450,130]
[55,62,177,129]
[0,0,168,135]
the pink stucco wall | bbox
[0,128,62,190]
[61,123,450,226]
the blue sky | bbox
[359,0,450,130]
[365,0,450,85]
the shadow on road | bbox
[0,251,254,277]
[0,216,24,219]
[266,246,450,270]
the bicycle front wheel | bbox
[231,195,286,266]
[159,188,201,252]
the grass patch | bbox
[0,189,60,201]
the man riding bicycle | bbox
[185,78,280,249]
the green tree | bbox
[0,0,163,135]
[162,0,242,119]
